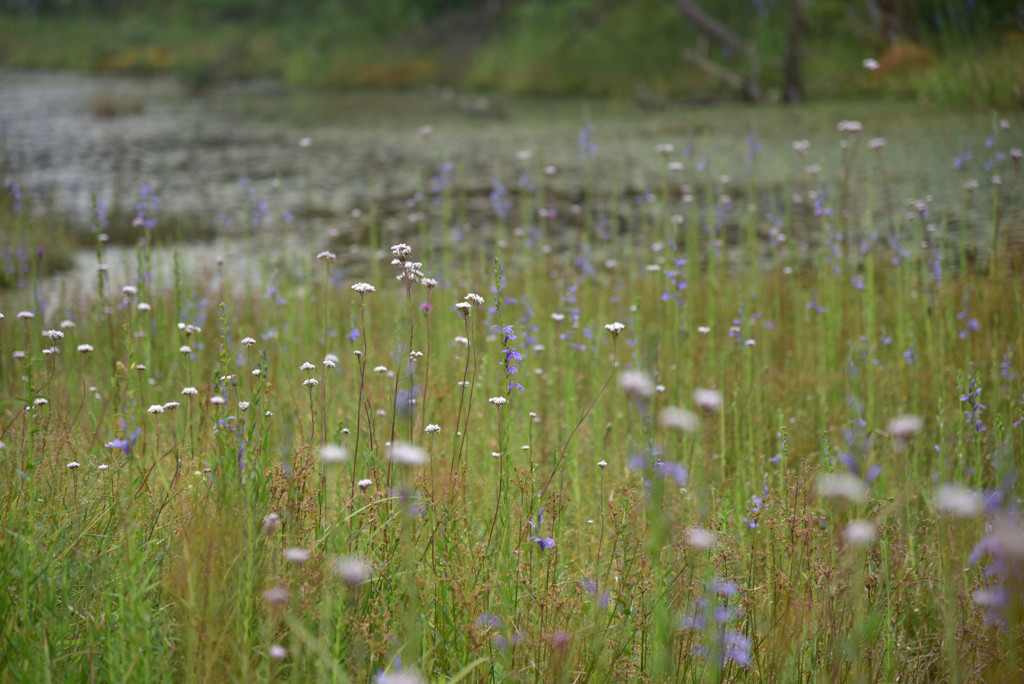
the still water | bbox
[1,69,1018,305]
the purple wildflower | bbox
[959,369,987,435]
[106,427,142,456]
[527,508,555,550]
[490,174,511,220]
[578,120,597,160]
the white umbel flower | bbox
[604,321,625,336]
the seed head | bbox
[319,444,349,464]
[888,414,923,440]
[686,527,716,550]
[263,586,289,606]
[815,472,869,502]
[693,388,723,413]
[332,555,372,587]
[283,548,311,564]
[618,370,655,399]
[389,442,427,467]
[842,519,877,546]
[262,512,281,536]
[659,406,700,433]
[934,484,981,518]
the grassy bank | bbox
[1,2,1022,106]
[2,114,1024,681]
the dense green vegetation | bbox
[1,0,1022,105]
[2,112,1023,681]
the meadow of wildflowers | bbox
[1,113,1023,683]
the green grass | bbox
[2,121,1024,682]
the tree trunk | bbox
[669,0,760,100]
[783,0,805,102]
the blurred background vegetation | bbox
[0,0,1021,106]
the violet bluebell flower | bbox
[494,323,525,394]
[967,478,1024,629]
[954,145,972,170]
[431,161,453,205]
[490,174,510,220]
[721,631,753,668]
[806,292,827,315]
[956,307,980,339]
[527,508,555,550]
[578,120,597,160]
[834,401,882,486]
[106,426,142,456]
[4,179,22,213]
[903,344,916,365]
[652,459,689,485]
[684,579,751,669]
[959,368,987,436]
[476,613,502,629]
[134,182,159,230]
